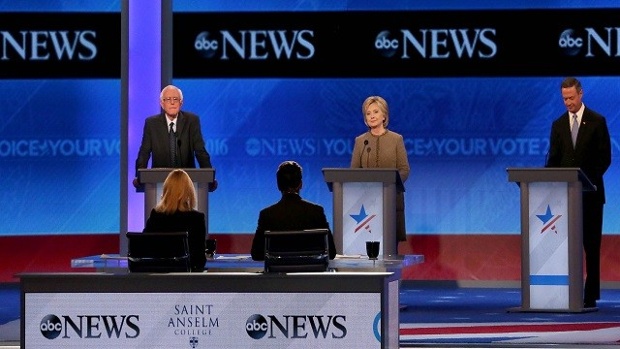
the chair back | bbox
[126,231,190,272]
[264,229,329,273]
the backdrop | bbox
[1,1,619,239]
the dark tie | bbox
[571,114,579,148]
[169,122,178,167]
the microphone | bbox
[366,147,371,168]
[360,140,368,167]
[174,132,180,167]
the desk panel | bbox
[20,272,400,349]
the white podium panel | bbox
[342,182,384,256]
[323,168,403,257]
[528,182,569,310]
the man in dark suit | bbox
[133,84,217,191]
[251,161,337,261]
[546,77,612,308]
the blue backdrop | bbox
[1,1,619,236]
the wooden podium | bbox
[507,167,596,312]
[138,168,215,225]
[322,168,404,257]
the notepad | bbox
[335,254,364,259]
[215,255,251,260]
[100,254,127,260]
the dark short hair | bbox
[561,76,582,92]
[277,161,302,192]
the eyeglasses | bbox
[162,97,181,103]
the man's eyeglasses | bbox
[162,97,181,103]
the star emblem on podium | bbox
[536,204,562,234]
[350,205,376,233]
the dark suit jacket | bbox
[143,209,207,272]
[251,193,337,261]
[546,106,611,203]
[135,110,212,176]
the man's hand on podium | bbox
[132,177,145,192]
[209,179,218,192]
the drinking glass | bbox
[366,241,380,260]
[205,238,217,259]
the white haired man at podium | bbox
[133,84,217,192]
[545,77,611,309]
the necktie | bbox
[169,122,178,167]
[571,114,579,148]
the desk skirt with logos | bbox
[20,271,400,349]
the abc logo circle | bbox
[558,29,582,56]
[245,314,268,339]
[40,314,62,339]
[245,138,261,157]
[194,31,218,58]
[374,30,399,58]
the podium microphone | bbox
[174,134,181,167]
[360,140,368,167]
[366,147,371,168]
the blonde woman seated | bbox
[143,169,206,272]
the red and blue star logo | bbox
[536,204,562,234]
[350,205,376,233]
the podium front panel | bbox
[323,168,400,257]
[528,182,569,310]
[342,182,384,256]
[507,167,588,312]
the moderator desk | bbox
[21,271,400,349]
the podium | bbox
[507,167,596,312]
[138,168,215,225]
[322,168,404,257]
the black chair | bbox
[126,231,191,272]
[264,229,330,273]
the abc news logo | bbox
[193,30,315,60]
[0,30,98,61]
[245,313,347,340]
[374,28,497,59]
[40,314,140,340]
[558,27,620,57]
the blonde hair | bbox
[155,169,196,214]
[362,95,389,128]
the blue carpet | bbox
[400,287,620,323]
[0,284,19,326]
[0,283,19,343]
[399,286,620,345]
